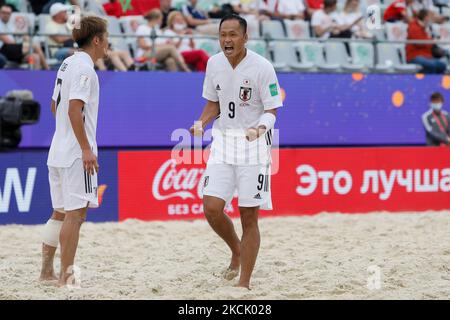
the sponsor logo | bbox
[79,74,90,89]
[0,168,36,213]
[152,159,205,200]
[269,83,278,97]
[254,193,261,199]
[89,184,108,209]
[216,84,221,91]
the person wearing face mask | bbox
[163,11,209,71]
[136,9,190,72]
[406,9,447,73]
[422,92,450,146]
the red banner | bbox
[118,147,450,221]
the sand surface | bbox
[1,211,450,300]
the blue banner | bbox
[0,70,446,147]
[0,149,118,225]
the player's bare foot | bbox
[39,273,58,282]
[222,267,239,280]
[222,253,240,280]
[234,283,251,290]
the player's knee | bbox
[204,205,223,220]
[64,212,86,226]
[51,210,65,221]
[240,209,259,230]
[203,202,224,220]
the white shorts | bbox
[202,163,272,210]
[48,159,99,212]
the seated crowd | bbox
[0,0,449,73]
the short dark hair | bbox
[144,8,163,21]
[219,14,247,34]
[324,0,337,9]
[0,4,13,12]
[417,9,429,21]
[72,16,107,49]
[430,92,444,101]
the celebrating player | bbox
[190,14,283,289]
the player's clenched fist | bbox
[245,127,258,142]
[246,127,266,142]
[189,121,204,137]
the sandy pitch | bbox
[1,211,450,300]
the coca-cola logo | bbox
[152,159,205,200]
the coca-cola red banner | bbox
[118,147,450,221]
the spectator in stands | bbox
[47,2,76,62]
[181,0,219,35]
[274,0,305,20]
[383,0,414,23]
[103,0,125,18]
[422,92,450,146]
[96,46,137,71]
[337,0,373,39]
[208,0,236,19]
[211,0,277,19]
[410,0,448,24]
[0,4,49,69]
[42,0,80,14]
[406,9,446,73]
[160,0,178,29]
[136,9,190,72]
[2,0,17,11]
[164,10,209,71]
[311,0,351,39]
[305,0,323,19]
[216,0,272,21]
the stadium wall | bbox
[1,147,449,225]
[2,71,450,147]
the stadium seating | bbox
[323,42,365,72]
[350,42,375,69]
[296,41,340,72]
[261,20,286,39]
[0,0,448,73]
[285,20,310,40]
[375,43,421,73]
[270,41,315,72]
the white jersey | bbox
[47,51,99,168]
[202,49,283,166]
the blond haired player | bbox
[190,14,283,289]
[39,16,108,287]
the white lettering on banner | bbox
[152,159,205,200]
[440,169,450,192]
[168,204,190,215]
[361,168,449,200]
[414,169,439,193]
[333,171,352,195]
[296,165,352,196]
[0,168,36,213]
[379,170,397,201]
[191,203,203,214]
[360,170,379,194]
[317,171,333,195]
[299,167,449,200]
[396,169,413,192]
[296,165,317,196]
